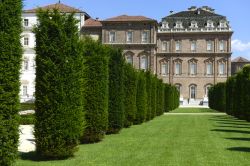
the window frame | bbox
[141,31,149,43]
[24,19,29,27]
[126,31,133,43]
[109,31,116,43]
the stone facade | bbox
[83,6,233,104]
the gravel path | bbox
[18,125,35,153]
[164,112,226,115]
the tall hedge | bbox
[124,64,138,127]
[164,84,179,112]
[226,76,236,115]
[107,48,125,134]
[34,10,84,158]
[145,71,152,121]
[150,75,157,119]
[0,0,22,165]
[135,71,147,124]
[80,38,109,143]
[156,79,164,116]
[208,82,226,112]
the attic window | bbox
[220,20,227,28]
[206,20,214,28]
[162,21,169,28]
[190,21,198,28]
[175,21,183,29]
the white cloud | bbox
[232,39,250,51]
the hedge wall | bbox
[145,71,152,121]
[107,48,125,134]
[208,82,226,112]
[156,79,165,116]
[210,65,250,121]
[34,10,84,158]
[150,75,157,119]
[124,64,138,127]
[0,0,22,165]
[135,71,147,124]
[80,38,109,143]
[164,84,179,112]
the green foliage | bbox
[156,79,164,116]
[0,0,22,165]
[107,48,125,134]
[19,114,35,125]
[80,38,109,143]
[135,71,147,124]
[225,76,236,115]
[150,75,157,119]
[34,10,84,159]
[20,103,35,111]
[208,83,226,112]
[145,71,152,121]
[164,84,179,112]
[123,64,138,127]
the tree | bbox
[0,0,22,165]
[107,48,125,134]
[80,38,109,143]
[124,64,138,127]
[34,10,84,158]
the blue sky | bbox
[23,0,250,59]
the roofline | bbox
[101,20,158,24]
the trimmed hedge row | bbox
[0,0,22,165]
[208,82,226,112]
[164,84,180,112]
[209,65,250,121]
[34,10,85,159]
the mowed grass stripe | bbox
[17,108,250,166]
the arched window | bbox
[190,21,198,28]
[206,20,214,28]
[175,83,182,93]
[175,21,183,29]
[140,55,148,70]
[189,84,197,99]
[204,84,212,97]
[23,57,29,70]
[219,20,227,28]
[162,21,169,29]
[124,51,134,65]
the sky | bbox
[23,0,250,60]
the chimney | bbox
[170,10,174,14]
[188,6,197,11]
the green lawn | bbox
[16,108,250,166]
[170,107,219,113]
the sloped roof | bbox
[162,7,227,29]
[84,18,102,27]
[23,3,90,18]
[102,15,156,22]
[232,56,250,63]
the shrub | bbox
[135,71,147,124]
[164,84,179,112]
[150,75,157,119]
[226,76,236,115]
[107,48,125,134]
[34,10,84,158]
[124,64,138,127]
[156,79,165,116]
[80,38,109,143]
[19,114,35,125]
[208,83,226,112]
[145,71,152,121]
[0,0,22,165]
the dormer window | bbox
[206,20,214,28]
[190,21,198,28]
[162,21,169,29]
[175,21,183,29]
[219,20,227,28]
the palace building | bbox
[20,3,233,105]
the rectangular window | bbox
[175,41,181,51]
[126,31,133,43]
[219,63,225,75]
[24,60,29,70]
[141,31,149,43]
[24,37,29,46]
[162,42,168,52]
[219,40,225,51]
[206,63,213,75]
[109,31,116,43]
[175,63,181,75]
[207,41,212,51]
[23,85,28,96]
[24,19,29,27]
[190,63,197,75]
[191,41,196,52]
[161,63,168,75]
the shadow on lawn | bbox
[20,152,69,161]
[227,147,250,152]
[226,137,250,141]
